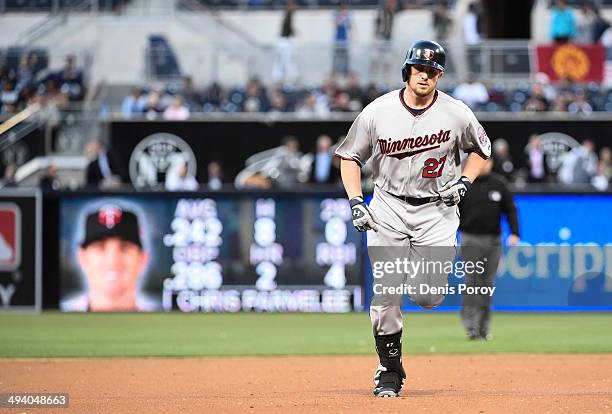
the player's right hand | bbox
[349,196,379,232]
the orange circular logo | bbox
[551,44,590,81]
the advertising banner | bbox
[363,194,612,311]
[535,43,605,82]
[0,189,41,312]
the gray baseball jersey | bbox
[335,89,491,197]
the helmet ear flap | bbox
[401,63,409,82]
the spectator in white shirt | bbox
[207,161,223,191]
[559,140,598,184]
[453,74,489,109]
[575,1,597,44]
[165,160,198,191]
[525,134,548,183]
[463,2,481,45]
[591,162,610,191]
[163,96,190,121]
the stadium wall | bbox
[106,116,612,183]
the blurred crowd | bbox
[549,0,610,45]
[234,133,612,191]
[490,135,611,191]
[0,54,85,115]
[121,75,384,118]
[121,72,612,118]
[119,0,612,117]
[449,74,612,113]
[5,130,609,192]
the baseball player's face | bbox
[78,237,148,301]
[408,65,443,97]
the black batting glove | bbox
[349,196,379,232]
[439,176,472,206]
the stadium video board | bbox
[59,194,363,313]
[361,194,612,311]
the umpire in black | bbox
[458,157,520,340]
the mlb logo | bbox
[0,203,21,271]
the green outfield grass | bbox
[0,312,611,358]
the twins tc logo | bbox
[98,205,123,229]
[422,49,435,61]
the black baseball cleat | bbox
[374,387,399,398]
[373,367,404,398]
[466,330,480,340]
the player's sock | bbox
[374,331,406,392]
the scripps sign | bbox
[498,243,612,291]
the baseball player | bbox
[335,40,491,397]
[61,204,157,312]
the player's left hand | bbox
[439,176,472,206]
[349,196,379,232]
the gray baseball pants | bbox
[459,232,501,338]
[367,185,459,335]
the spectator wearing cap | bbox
[61,205,155,312]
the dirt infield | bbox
[2,354,611,413]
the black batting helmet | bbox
[401,40,446,82]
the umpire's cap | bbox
[402,40,446,82]
[81,204,142,248]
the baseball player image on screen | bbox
[61,204,157,312]
[335,40,491,397]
